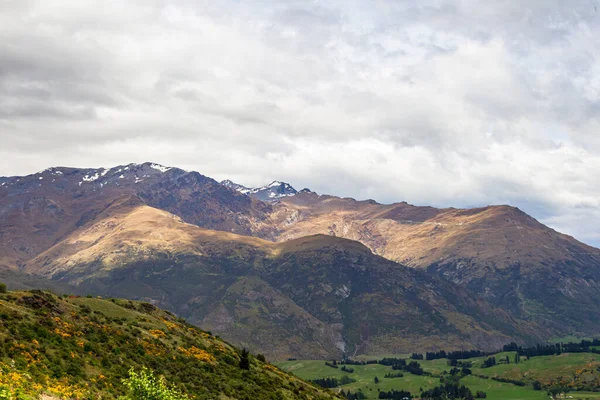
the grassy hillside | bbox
[277,350,600,400]
[0,289,339,400]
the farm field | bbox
[277,352,600,400]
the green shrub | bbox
[122,368,188,400]
[0,385,11,400]
[0,283,7,294]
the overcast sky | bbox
[1,1,600,246]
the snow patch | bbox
[335,285,351,299]
[150,163,171,173]
[82,172,100,182]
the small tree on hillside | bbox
[0,283,6,293]
[239,348,250,370]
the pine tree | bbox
[239,348,250,370]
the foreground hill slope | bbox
[24,200,545,359]
[0,289,339,399]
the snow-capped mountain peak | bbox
[1,162,180,192]
[220,180,298,201]
[221,180,252,194]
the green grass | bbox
[460,376,546,400]
[277,360,439,399]
[277,351,600,400]
[570,393,600,399]
[470,352,600,381]
[69,297,146,320]
[549,336,594,344]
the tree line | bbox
[310,376,356,388]
[408,337,600,366]
[503,340,600,358]
[413,349,494,361]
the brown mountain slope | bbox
[26,195,271,278]
[269,191,600,270]
[265,192,600,333]
[0,163,273,270]
[23,201,545,359]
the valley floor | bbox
[277,352,600,400]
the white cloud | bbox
[0,0,599,245]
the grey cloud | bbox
[0,0,600,246]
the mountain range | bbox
[2,162,599,359]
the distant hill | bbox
[0,268,76,293]
[0,289,339,399]
[23,199,544,359]
[266,192,600,334]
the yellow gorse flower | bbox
[177,346,216,364]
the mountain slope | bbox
[264,192,600,334]
[0,289,338,399]
[0,162,273,270]
[23,201,545,359]
[0,268,77,293]
[271,193,600,271]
